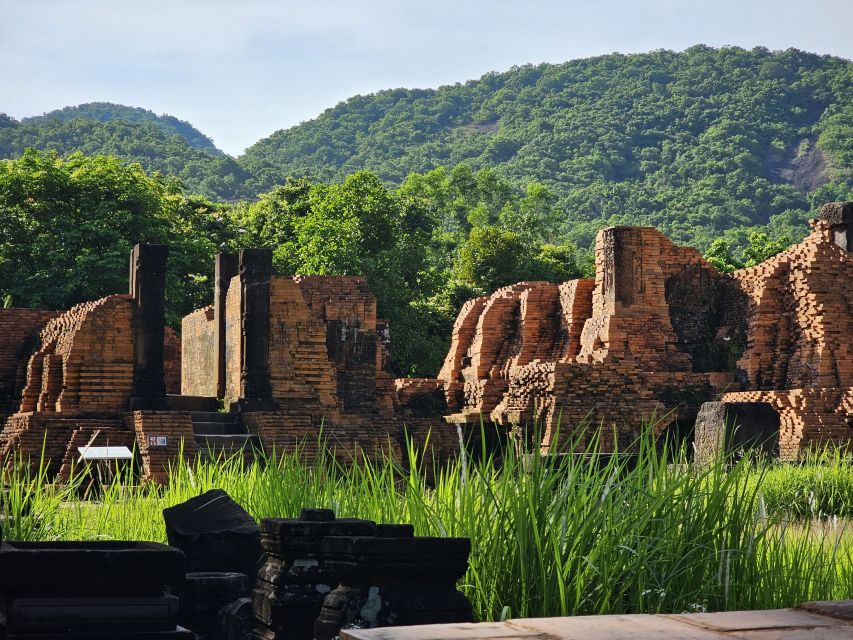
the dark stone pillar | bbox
[821,201,852,252]
[693,401,780,464]
[130,244,168,410]
[214,253,238,400]
[239,248,273,406]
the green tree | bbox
[743,231,790,266]
[456,226,526,293]
[0,150,227,324]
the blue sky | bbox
[2,0,851,155]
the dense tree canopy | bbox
[241,46,853,250]
[0,153,587,374]
[0,116,253,202]
[0,150,232,325]
[23,103,221,154]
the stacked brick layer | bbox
[0,309,62,417]
[189,274,456,466]
[181,306,216,397]
[17,295,136,415]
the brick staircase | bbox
[191,411,261,464]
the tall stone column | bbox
[214,253,238,399]
[239,248,273,407]
[130,243,169,410]
[821,201,852,252]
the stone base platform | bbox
[341,601,853,640]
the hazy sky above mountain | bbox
[2,0,851,155]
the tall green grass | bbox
[2,429,851,621]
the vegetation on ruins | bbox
[2,46,853,373]
[0,153,584,374]
[2,431,851,620]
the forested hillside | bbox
[23,103,221,153]
[242,46,853,249]
[3,48,852,251]
[0,113,253,201]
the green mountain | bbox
[23,103,222,154]
[2,47,852,250]
[240,45,853,248]
[0,112,253,201]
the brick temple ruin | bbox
[431,201,852,458]
[0,202,851,480]
[0,247,454,483]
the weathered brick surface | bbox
[1,414,125,477]
[181,306,215,396]
[242,411,403,465]
[0,309,63,415]
[440,210,852,457]
[127,411,197,483]
[732,218,852,391]
[189,273,458,465]
[224,274,242,403]
[17,295,136,415]
[1,289,187,481]
[164,326,182,395]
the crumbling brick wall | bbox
[732,219,853,391]
[439,211,851,458]
[181,306,216,397]
[296,276,382,413]
[194,271,455,464]
[221,274,395,415]
[56,423,133,482]
[0,309,62,417]
[17,296,136,415]
[0,414,125,476]
[576,227,724,371]
[267,277,339,411]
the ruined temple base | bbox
[721,387,853,460]
[243,412,457,469]
[342,601,853,640]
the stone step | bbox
[194,434,262,455]
[190,412,237,424]
[192,422,244,436]
[166,395,219,412]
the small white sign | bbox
[147,435,169,448]
[78,446,134,461]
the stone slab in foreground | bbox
[341,601,853,640]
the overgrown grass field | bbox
[2,431,851,622]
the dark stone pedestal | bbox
[178,572,250,639]
[0,541,190,638]
[214,597,254,640]
[253,509,375,640]
[239,249,273,401]
[314,535,473,640]
[163,489,263,581]
[821,201,852,252]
